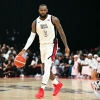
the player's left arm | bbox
[52,16,70,56]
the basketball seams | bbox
[14,59,25,64]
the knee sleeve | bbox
[42,58,52,84]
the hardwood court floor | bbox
[0,77,99,100]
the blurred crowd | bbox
[0,43,100,79]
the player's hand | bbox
[65,46,70,57]
[18,49,26,56]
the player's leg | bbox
[35,50,46,99]
[48,42,63,96]
[42,63,58,82]
[46,43,63,96]
[50,69,63,96]
[35,55,52,98]
[41,51,63,96]
[35,44,62,98]
[36,60,63,97]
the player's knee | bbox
[44,67,50,77]
[43,58,52,73]
[45,58,52,66]
[44,64,51,72]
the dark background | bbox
[0,0,100,52]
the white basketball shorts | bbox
[40,39,58,63]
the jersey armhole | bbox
[51,15,55,26]
[51,15,57,37]
[35,19,37,33]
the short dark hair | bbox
[39,4,47,9]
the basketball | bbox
[14,56,26,68]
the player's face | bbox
[39,6,48,18]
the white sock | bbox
[41,83,46,90]
[52,78,58,85]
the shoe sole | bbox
[35,94,43,99]
[53,83,63,96]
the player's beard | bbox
[39,13,48,18]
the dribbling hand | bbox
[18,49,26,56]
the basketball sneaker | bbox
[53,81,63,96]
[35,88,44,99]
[91,81,100,90]
[91,81,100,99]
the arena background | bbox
[0,0,100,52]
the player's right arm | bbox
[18,20,36,56]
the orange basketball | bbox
[14,56,26,68]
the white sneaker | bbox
[37,74,41,77]
[34,74,41,77]
[91,81,100,90]
[20,74,24,77]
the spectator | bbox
[56,47,63,56]
[28,57,37,75]
[81,54,89,78]
[52,55,60,75]
[71,55,79,78]
[33,52,38,63]
[0,52,6,77]
[24,49,33,75]
[60,56,70,78]
[34,56,42,77]
[86,53,95,79]
[93,54,99,70]
[12,62,21,77]
[3,64,16,77]
[97,57,100,78]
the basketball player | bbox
[19,4,70,99]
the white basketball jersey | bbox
[36,14,56,44]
